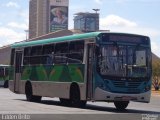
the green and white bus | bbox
[9,32,152,110]
[0,65,10,88]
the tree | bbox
[152,60,160,90]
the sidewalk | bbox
[151,89,160,96]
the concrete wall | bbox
[0,46,11,65]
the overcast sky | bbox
[0,0,160,56]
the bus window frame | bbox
[68,40,84,64]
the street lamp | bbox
[92,9,100,13]
[24,30,29,41]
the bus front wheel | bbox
[70,84,86,108]
[114,101,129,110]
[60,98,71,106]
[25,82,42,102]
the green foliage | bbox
[152,60,160,90]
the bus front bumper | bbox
[94,87,151,103]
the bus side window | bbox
[31,46,42,56]
[54,42,69,64]
[42,44,54,65]
[43,44,54,55]
[68,41,84,64]
[30,46,43,65]
[30,56,41,65]
[23,47,31,65]
[24,47,31,56]
[23,57,30,65]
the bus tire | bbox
[4,80,8,88]
[59,98,71,106]
[25,82,42,102]
[114,101,129,110]
[70,83,86,108]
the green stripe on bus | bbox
[21,64,85,83]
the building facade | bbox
[29,0,69,39]
[74,12,99,32]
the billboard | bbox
[50,0,69,6]
[50,6,68,32]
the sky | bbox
[0,0,160,56]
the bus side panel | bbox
[32,82,70,98]
[21,65,85,83]
[0,67,4,86]
[9,80,26,94]
[9,80,14,92]
[21,64,86,100]
[19,80,26,94]
[0,66,9,87]
[9,66,15,92]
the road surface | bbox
[0,88,159,120]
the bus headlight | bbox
[99,83,106,90]
[145,86,151,91]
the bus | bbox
[9,32,152,110]
[0,65,10,88]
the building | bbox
[0,30,73,65]
[29,0,69,39]
[0,45,11,65]
[74,12,99,32]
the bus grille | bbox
[112,81,142,88]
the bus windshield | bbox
[97,44,150,78]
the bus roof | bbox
[11,32,101,48]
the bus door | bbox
[87,43,96,100]
[14,51,23,93]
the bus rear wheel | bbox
[114,101,129,110]
[25,82,41,102]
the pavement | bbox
[0,88,160,120]
[152,89,160,96]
